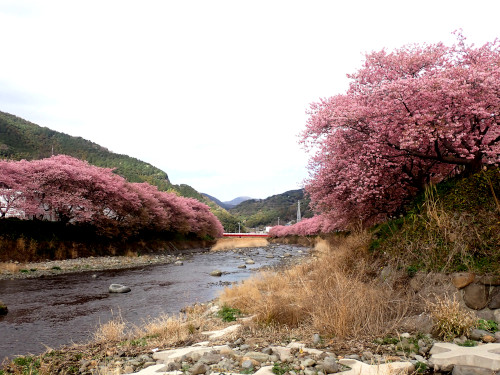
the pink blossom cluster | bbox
[0,155,223,239]
[268,215,328,237]
[300,33,500,231]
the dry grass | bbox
[219,232,409,339]
[93,313,128,343]
[211,237,268,251]
[426,294,477,341]
[0,262,21,274]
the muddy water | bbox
[0,244,306,361]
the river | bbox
[0,244,306,361]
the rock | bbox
[190,362,210,375]
[488,287,500,309]
[477,275,500,286]
[452,273,476,289]
[483,335,496,343]
[313,333,321,345]
[108,284,131,293]
[262,347,273,355]
[241,359,255,369]
[209,270,223,277]
[452,365,499,375]
[199,352,223,365]
[244,351,270,363]
[301,358,316,367]
[318,357,339,373]
[174,260,183,266]
[469,329,491,341]
[245,259,255,265]
[237,265,247,269]
[463,283,489,310]
[494,310,500,324]
[0,300,8,315]
[123,365,134,374]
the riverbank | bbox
[1,234,499,374]
[0,239,217,280]
[0,252,189,281]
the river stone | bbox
[477,275,500,286]
[318,357,339,373]
[174,260,183,266]
[109,284,131,293]
[245,259,255,265]
[210,270,223,277]
[244,351,270,363]
[237,264,247,269]
[488,287,500,309]
[191,362,210,375]
[0,300,8,315]
[451,273,476,289]
[241,360,254,369]
[301,358,316,367]
[463,283,489,310]
[470,329,491,341]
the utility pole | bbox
[297,200,301,223]
[238,222,241,234]
[277,217,280,226]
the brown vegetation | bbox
[219,232,409,339]
[211,237,268,251]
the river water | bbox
[0,244,306,361]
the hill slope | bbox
[0,111,243,231]
[0,111,172,191]
[229,189,313,228]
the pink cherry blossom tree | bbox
[302,33,500,230]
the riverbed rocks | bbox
[210,270,223,277]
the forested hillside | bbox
[0,111,173,190]
[229,189,313,228]
[0,111,241,231]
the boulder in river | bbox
[0,299,8,315]
[210,270,223,277]
[109,284,131,293]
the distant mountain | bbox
[229,189,313,228]
[203,194,253,210]
[224,196,252,207]
[0,110,242,232]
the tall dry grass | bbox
[219,232,409,339]
[211,237,268,251]
[0,262,21,274]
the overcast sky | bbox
[1,1,499,201]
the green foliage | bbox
[229,189,313,228]
[13,355,41,375]
[414,361,428,374]
[477,319,499,333]
[374,336,400,345]
[457,340,477,347]
[272,362,292,375]
[217,305,242,322]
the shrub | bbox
[426,295,477,341]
